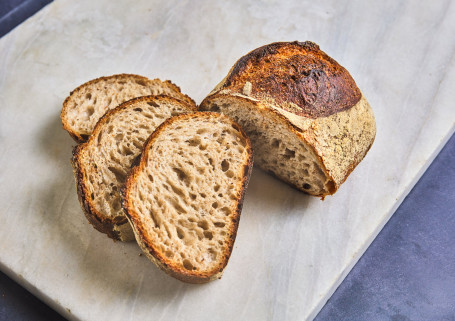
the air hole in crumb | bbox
[204,231,213,240]
[284,148,295,159]
[96,132,103,145]
[122,146,134,156]
[210,104,220,112]
[85,93,92,100]
[198,220,209,230]
[147,101,159,107]
[212,202,218,209]
[148,174,154,182]
[303,183,311,190]
[197,128,207,135]
[214,184,220,192]
[183,259,195,270]
[176,227,185,239]
[87,107,95,117]
[214,222,225,228]
[190,193,196,200]
[134,108,143,112]
[188,137,201,146]
[136,79,147,86]
[165,250,173,258]
[171,199,186,213]
[91,193,94,200]
[173,168,187,181]
[221,207,231,216]
[112,199,121,211]
[226,170,234,178]
[200,193,207,198]
[199,144,207,151]
[272,139,280,148]
[221,160,230,172]
[108,166,126,183]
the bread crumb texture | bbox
[62,74,194,141]
[125,113,252,282]
[74,96,195,241]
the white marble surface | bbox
[0,0,454,320]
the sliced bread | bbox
[62,74,195,142]
[200,41,376,198]
[71,96,196,241]
[122,112,253,283]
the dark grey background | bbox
[1,1,454,320]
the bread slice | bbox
[71,96,197,241]
[122,112,253,283]
[200,41,376,198]
[62,74,195,142]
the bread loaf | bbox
[122,112,253,283]
[72,96,196,241]
[61,74,195,142]
[200,41,376,198]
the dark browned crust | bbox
[199,93,337,198]
[221,41,361,118]
[61,73,196,143]
[122,112,254,283]
[72,95,197,241]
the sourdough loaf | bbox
[62,74,195,142]
[200,41,376,198]
[72,96,196,241]
[122,112,253,283]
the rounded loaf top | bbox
[222,41,362,118]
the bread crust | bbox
[61,74,196,143]
[200,41,376,197]
[122,112,253,283]
[71,95,197,241]
[220,41,361,118]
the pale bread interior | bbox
[78,98,193,240]
[127,114,250,274]
[64,76,189,140]
[203,97,332,195]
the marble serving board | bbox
[0,0,454,320]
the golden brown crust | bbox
[122,112,253,283]
[61,74,196,143]
[221,41,361,118]
[71,95,197,241]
